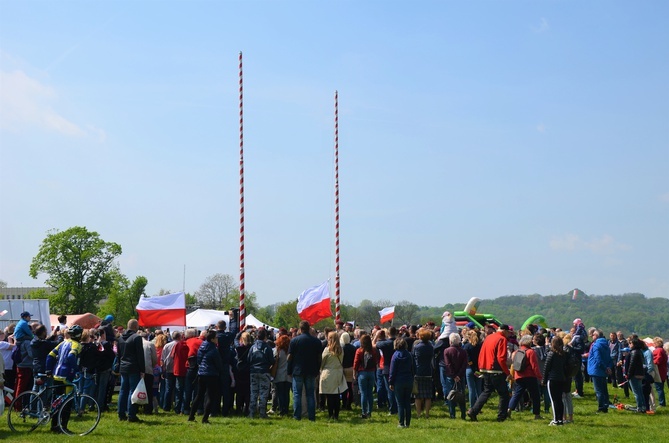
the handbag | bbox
[270,355,279,378]
[412,378,419,395]
[131,377,149,405]
[447,380,465,404]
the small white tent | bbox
[185,309,229,330]
[246,313,278,331]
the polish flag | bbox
[136,292,187,327]
[379,306,395,324]
[297,281,332,325]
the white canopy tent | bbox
[185,309,229,330]
[174,309,278,332]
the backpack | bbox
[566,347,581,377]
[512,349,527,372]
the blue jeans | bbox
[357,371,375,416]
[439,367,450,404]
[381,373,397,414]
[292,375,316,421]
[375,369,387,407]
[654,381,666,407]
[465,367,482,410]
[394,380,413,427]
[79,371,96,410]
[508,377,541,415]
[118,372,141,419]
[629,377,645,412]
[444,376,466,418]
[591,375,610,411]
[174,375,186,413]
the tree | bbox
[97,272,148,326]
[273,300,300,329]
[0,279,7,288]
[194,273,258,313]
[29,226,122,313]
[195,273,236,309]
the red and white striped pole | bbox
[239,51,246,330]
[334,91,341,323]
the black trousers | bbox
[188,375,219,422]
[470,373,510,420]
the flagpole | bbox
[238,51,246,330]
[334,90,341,324]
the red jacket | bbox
[653,347,668,382]
[478,332,509,375]
[172,340,189,377]
[512,345,542,381]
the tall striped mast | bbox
[238,51,246,330]
[334,91,341,323]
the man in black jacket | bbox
[376,326,399,414]
[116,319,145,422]
[287,321,322,421]
[215,320,235,416]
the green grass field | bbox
[2,383,665,442]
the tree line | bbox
[5,226,669,338]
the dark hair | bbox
[206,330,217,342]
[257,328,267,341]
[299,321,310,333]
[35,324,47,338]
[57,315,67,324]
[360,334,373,353]
[533,333,546,347]
[217,320,227,330]
[388,326,397,336]
[550,336,564,355]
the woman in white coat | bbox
[319,331,348,420]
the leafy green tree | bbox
[29,226,122,313]
[273,300,300,329]
[97,272,148,326]
[194,273,258,313]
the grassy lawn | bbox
[1,383,664,442]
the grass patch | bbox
[1,383,664,442]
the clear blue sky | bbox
[1,1,667,308]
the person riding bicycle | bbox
[45,325,83,434]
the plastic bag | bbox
[131,378,149,405]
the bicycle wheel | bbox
[7,390,47,432]
[59,393,100,436]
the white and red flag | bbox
[297,281,332,325]
[136,292,187,327]
[379,306,395,324]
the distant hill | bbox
[464,292,669,338]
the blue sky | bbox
[1,1,667,309]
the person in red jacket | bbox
[507,334,543,419]
[652,337,667,407]
[467,324,512,422]
[172,332,190,414]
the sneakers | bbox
[572,392,582,398]
[548,420,563,426]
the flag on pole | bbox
[0,309,8,318]
[136,292,187,327]
[297,281,332,325]
[379,306,395,324]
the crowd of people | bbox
[1,311,668,431]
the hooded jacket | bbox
[587,337,613,378]
[117,329,145,374]
[388,349,414,386]
[198,340,223,377]
[248,339,274,374]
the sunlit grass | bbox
[1,383,664,442]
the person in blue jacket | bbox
[45,325,83,433]
[587,329,613,413]
[187,330,222,424]
[389,337,415,428]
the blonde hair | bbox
[240,331,253,346]
[467,330,479,346]
[154,334,167,349]
[327,331,343,356]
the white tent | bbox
[178,309,278,332]
[185,309,229,330]
[246,313,278,331]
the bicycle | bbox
[7,373,101,436]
